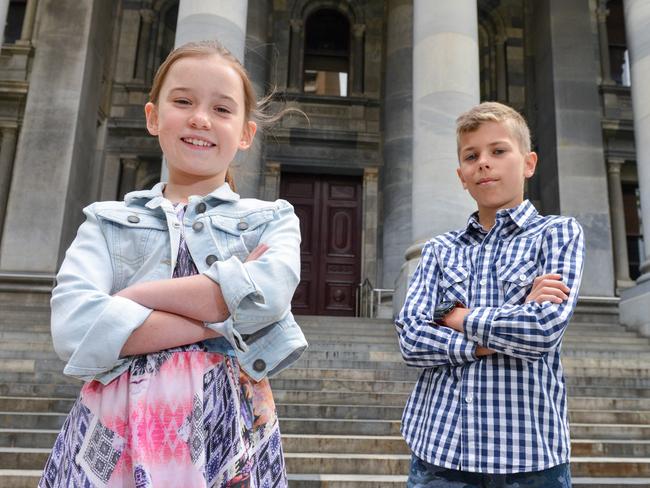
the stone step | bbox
[569,410,650,424]
[571,423,650,440]
[270,378,414,394]
[0,429,59,448]
[0,470,43,488]
[0,382,80,399]
[284,453,650,477]
[286,474,650,488]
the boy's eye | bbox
[493,148,506,155]
[464,153,477,161]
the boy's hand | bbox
[526,273,570,304]
[440,307,496,356]
[245,243,269,262]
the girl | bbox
[40,40,306,487]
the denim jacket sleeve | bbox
[202,199,301,344]
[50,203,153,381]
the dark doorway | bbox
[280,173,362,316]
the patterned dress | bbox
[40,205,287,488]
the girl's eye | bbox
[174,99,191,105]
[215,106,231,114]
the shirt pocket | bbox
[438,265,469,306]
[208,209,276,261]
[497,259,538,304]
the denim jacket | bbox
[51,182,307,384]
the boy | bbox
[396,102,584,487]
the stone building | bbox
[0,0,648,328]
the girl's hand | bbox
[526,273,570,304]
[245,243,269,262]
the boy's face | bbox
[457,121,537,216]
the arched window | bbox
[303,9,350,97]
[606,0,629,85]
[4,0,26,44]
[158,3,179,68]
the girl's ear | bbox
[144,102,159,136]
[238,121,257,150]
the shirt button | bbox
[253,359,266,372]
[471,336,479,342]
[479,279,487,286]
[485,244,492,250]
[519,274,527,282]
[237,221,249,231]
[465,394,473,404]
[127,215,140,224]
[205,255,218,266]
[196,202,207,214]
[504,348,513,355]
[192,221,204,232]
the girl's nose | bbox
[189,110,211,129]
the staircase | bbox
[1,296,650,487]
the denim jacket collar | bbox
[124,182,241,210]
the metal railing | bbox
[356,279,395,318]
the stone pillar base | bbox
[620,279,650,337]
[392,242,425,318]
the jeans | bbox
[407,455,572,488]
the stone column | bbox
[262,162,281,201]
[17,0,37,44]
[0,0,10,43]
[607,158,634,290]
[532,0,615,297]
[351,24,365,96]
[362,168,379,286]
[596,0,614,84]
[0,126,17,242]
[495,33,507,101]
[118,158,139,199]
[382,0,413,290]
[134,9,155,81]
[236,0,269,198]
[288,19,303,92]
[175,0,248,62]
[394,1,480,311]
[621,0,650,336]
[0,0,111,274]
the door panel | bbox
[280,173,362,316]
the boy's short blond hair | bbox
[456,102,531,155]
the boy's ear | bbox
[457,167,468,190]
[524,151,538,178]
[144,102,159,136]
[239,120,257,150]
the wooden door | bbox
[280,173,362,316]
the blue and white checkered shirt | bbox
[396,200,585,474]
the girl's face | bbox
[144,54,257,186]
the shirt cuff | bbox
[202,255,265,318]
[447,333,478,365]
[204,317,248,353]
[464,306,497,347]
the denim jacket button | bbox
[205,255,218,266]
[127,215,140,224]
[196,202,207,214]
[253,359,266,372]
[237,221,249,231]
[192,221,204,232]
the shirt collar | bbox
[463,200,537,235]
[124,182,240,209]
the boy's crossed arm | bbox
[443,219,585,362]
[396,218,584,367]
